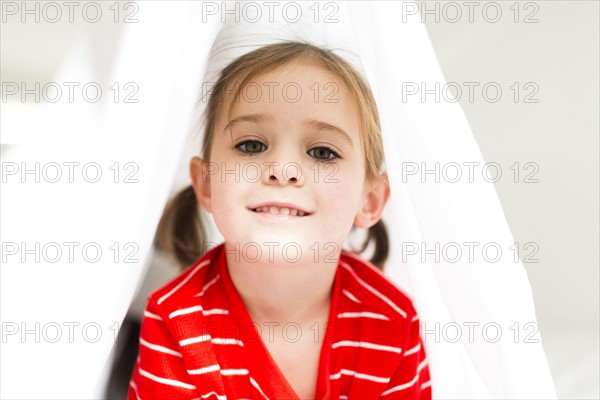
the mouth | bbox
[248,204,312,217]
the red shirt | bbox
[128,243,432,399]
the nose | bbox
[263,161,304,186]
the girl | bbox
[128,41,431,399]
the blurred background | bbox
[1,1,598,399]
[423,3,599,398]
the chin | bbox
[225,237,316,263]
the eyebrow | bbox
[223,113,272,133]
[223,114,353,148]
[305,119,353,148]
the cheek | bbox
[209,179,237,220]
[319,173,364,220]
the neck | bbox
[224,242,339,326]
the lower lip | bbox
[249,209,310,221]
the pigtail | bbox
[356,219,390,271]
[154,185,209,270]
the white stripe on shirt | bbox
[129,381,141,400]
[337,311,390,321]
[404,342,421,356]
[331,340,402,354]
[140,337,182,357]
[342,289,362,304]
[221,369,249,376]
[211,338,244,346]
[341,261,407,318]
[250,377,270,400]
[202,308,229,316]
[380,360,430,396]
[139,367,196,390]
[143,311,163,321]
[169,305,204,319]
[197,392,226,400]
[330,369,391,383]
[187,364,221,375]
[157,259,211,305]
[179,334,212,346]
[193,274,221,297]
[169,306,229,319]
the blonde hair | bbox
[155,42,389,270]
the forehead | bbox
[217,60,361,136]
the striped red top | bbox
[128,243,432,399]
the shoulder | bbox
[338,248,419,324]
[145,243,224,317]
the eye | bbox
[235,139,267,155]
[308,146,340,163]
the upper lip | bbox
[248,202,312,214]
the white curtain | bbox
[182,3,558,397]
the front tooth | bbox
[269,206,278,214]
[280,207,290,215]
[290,209,298,216]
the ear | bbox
[190,156,213,214]
[353,172,391,229]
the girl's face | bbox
[192,60,389,264]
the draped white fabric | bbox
[2,3,222,398]
[186,2,558,398]
[347,3,557,398]
[1,1,557,398]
